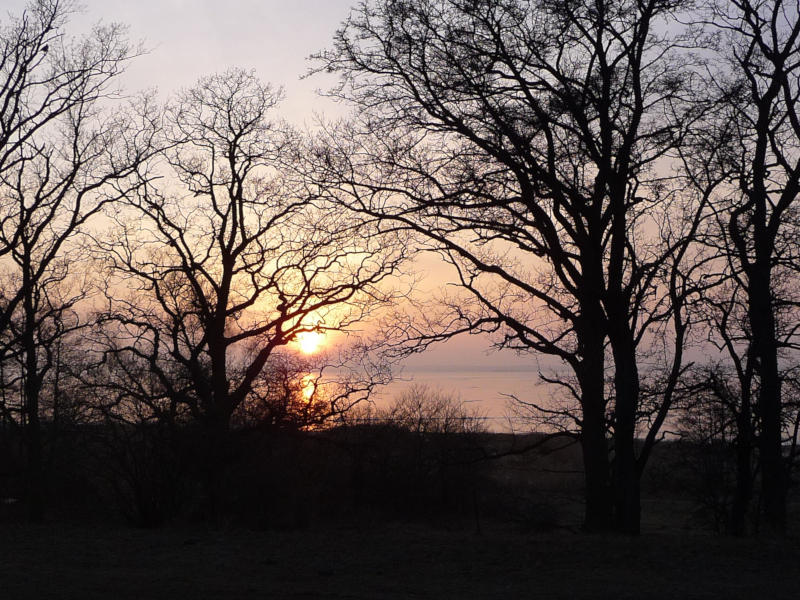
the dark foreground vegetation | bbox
[1,418,799,598]
[1,411,798,531]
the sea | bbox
[373,366,551,433]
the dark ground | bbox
[1,521,798,599]
[2,428,798,598]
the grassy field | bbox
[1,522,798,599]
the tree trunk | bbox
[749,260,786,534]
[580,401,613,532]
[23,260,44,523]
[201,321,234,522]
[201,407,232,523]
[577,303,613,532]
[610,329,641,535]
[730,390,753,536]
[24,376,44,523]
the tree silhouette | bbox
[93,69,407,517]
[683,0,800,534]
[0,0,154,521]
[311,0,705,533]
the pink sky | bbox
[3,0,541,373]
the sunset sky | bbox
[6,0,791,544]
[3,0,537,373]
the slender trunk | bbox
[23,257,44,523]
[24,364,44,523]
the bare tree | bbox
[685,0,800,534]
[310,0,705,533]
[675,362,757,534]
[232,343,395,431]
[0,0,153,521]
[94,69,408,516]
[231,351,333,430]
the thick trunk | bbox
[200,321,235,521]
[749,265,786,533]
[610,329,641,535]
[201,409,231,522]
[604,172,641,534]
[730,386,753,536]
[580,401,612,532]
[731,420,752,535]
[577,301,613,532]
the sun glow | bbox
[301,374,317,400]
[294,330,326,355]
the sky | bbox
[14,0,353,123]
[3,0,540,374]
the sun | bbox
[294,330,325,355]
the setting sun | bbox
[294,330,326,355]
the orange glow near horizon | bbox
[294,330,326,355]
[301,374,317,401]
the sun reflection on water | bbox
[301,374,317,401]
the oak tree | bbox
[312,0,704,532]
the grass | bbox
[1,521,798,599]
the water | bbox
[373,367,549,432]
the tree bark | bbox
[610,333,641,535]
[580,398,613,532]
[749,256,786,533]
[201,410,231,522]
[23,255,44,523]
[606,200,642,534]
[731,398,752,536]
[577,297,613,532]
